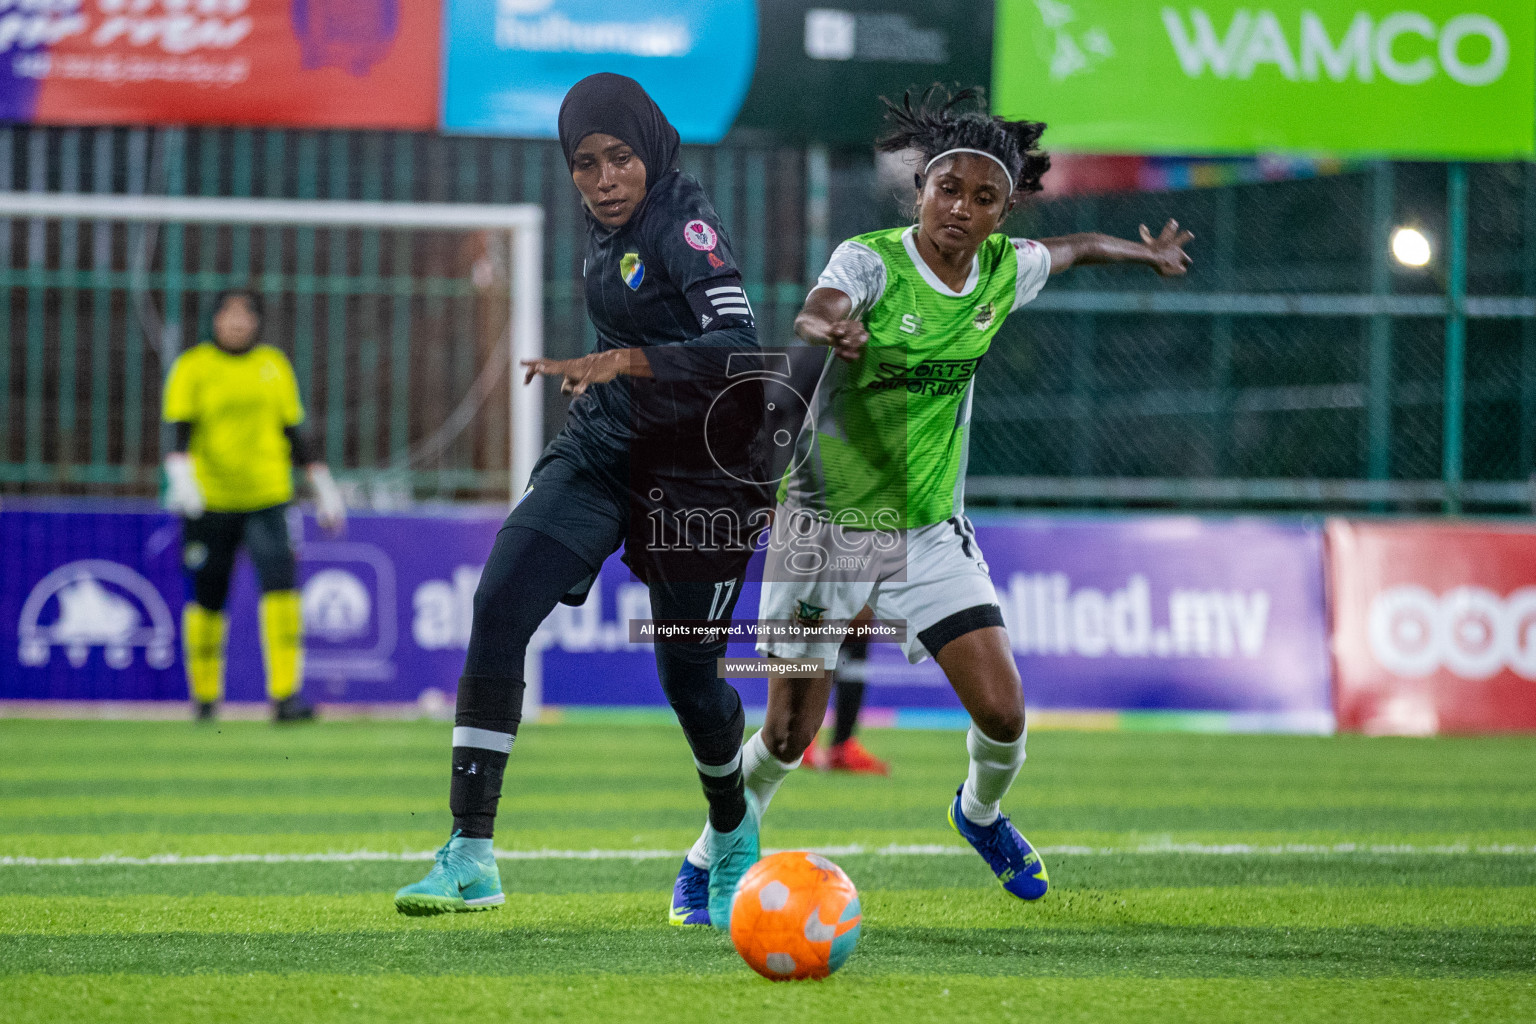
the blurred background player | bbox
[803,610,889,775]
[679,86,1193,920]
[161,287,347,723]
[394,74,771,928]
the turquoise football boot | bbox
[948,786,1049,900]
[394,832,505,916]
[705,791,761,931]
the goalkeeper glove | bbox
[164,453,205,519]
[308,464,347,535]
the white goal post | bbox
[0,190,546,500]
[0,191,546,716]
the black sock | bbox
[687,695,747,834]
[700,765,747,834]
[449,675,526,839]
[450,747,509,838]
[833,641,868,745]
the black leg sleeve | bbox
[649,576,750,832]
[450,525,598,839]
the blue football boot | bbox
[706,791,761,931]
[669,857,712,926]
[948,786,1049,900]
[394,832,505,916]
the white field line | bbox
[3,842,1536,868]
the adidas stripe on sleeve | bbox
[683,274,755,331]
[704,281,753,317]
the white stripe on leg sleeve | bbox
[452,727,515,753]
[694,749,743,777]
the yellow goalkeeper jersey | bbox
[162,342,304,512]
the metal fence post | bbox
[805,144,830,285]
[1365,162,1394,487]
[160,128,187,468]
[1069,197,1099,477]
[1521,162,1536,479]
[88,129,112,477]
[1442,162,1468,513]
[57,129,80,479]
[1209,185,1237,475]
[24,129,47,478]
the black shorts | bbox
[182,504,296,610]
[507,449,764,585]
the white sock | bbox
[959,724,1027,827]
[686,730,801,868]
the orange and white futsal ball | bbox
[729,851,862,980]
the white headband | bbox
[923,148,1015,195]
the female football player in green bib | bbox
[676,87,1193,918]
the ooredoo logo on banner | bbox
[1328,520,1536,735]
[0,1,439,129]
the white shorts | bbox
[756,507,1001,665]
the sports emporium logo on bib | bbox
[683,220,718,252]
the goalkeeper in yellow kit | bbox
[160,288,346,722]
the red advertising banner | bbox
[1328,520,1536,735]
[0,1,437,130]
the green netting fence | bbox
[0,124,1531,512]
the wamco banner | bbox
[993,0,1535,158]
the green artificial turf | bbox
[1,719,1532,1022]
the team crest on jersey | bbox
[620,252,645,290]
[972,302,996,330]
[683,220,718,252]
[792,599,827,626]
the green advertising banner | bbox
[994,0,1535,158]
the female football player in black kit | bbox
[395,74,771,930]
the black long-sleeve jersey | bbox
[550,168,770,492]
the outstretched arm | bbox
[1042,219,1194,277]
[522,347,653,398]
[795,287,869,363]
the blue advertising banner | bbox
[1,502,501,703]
[537,515,1333,729]
[442,0,757,141]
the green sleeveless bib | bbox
[781,227,1019,529]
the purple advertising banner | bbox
[537,515,1333,724]
[1,501,501,703]
[4,504,1331,726]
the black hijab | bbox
[557,73,680,179]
